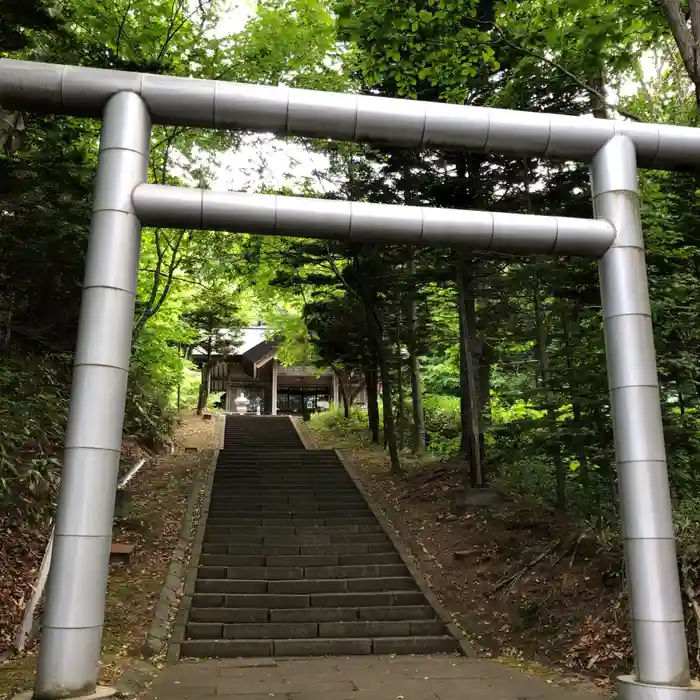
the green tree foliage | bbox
[8,0,700,669]
[0,0,341,516]
[337,0,497,102]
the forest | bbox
[3,0,700,684]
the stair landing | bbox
[142,655,603,700]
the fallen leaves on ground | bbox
[0,412,222,699]
[0,519,49,657]
[311,427,625,696]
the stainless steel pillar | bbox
[592,135,700,699]
[34,92,151,699]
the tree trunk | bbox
[478,344,491,470]
[464,278,487,484]
[594,405,618,510]
[175,341,182,411]
[457,270,483,488]
[408,336,426,458]
[196,366,207,415]
[588,65,608,119]
[660,0,700,120]
[409,349,426,455]
[397,363,405,451]
[332,366,350,418]
[562,306,593,516]
[534,279,565,511]
[365,366,380,443]
[376,329,402,474]
[340,379,350,418]
[572,399,592,505]
[406,262,426,455]
[2,289,14,353]
[395,307,405,451]
[197,337,213,415]
[348,376,365,405]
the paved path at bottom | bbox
[142,655,604,700]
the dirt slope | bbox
[0,412,222,698]
[311,432,626,696]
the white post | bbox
[332,372,340,409]
[271,359,278,415]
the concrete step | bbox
[203,524,384,537]
[212,485,355,491]
[195,577,417,595]
[206,510,372,520]
[214,477,345,482]
[217,448,335,453]
[190,591,427,609]
[197,563,408,580]
[180,636,458,658]
[269,605,437,623]
[221,440,306,443]
[216,474,346,478]
[206,505,365,513]
[215,458,348,470]
[219,445,307,449]
[210,486,355,493]
[217,452,336,456]
[216,464,342,468]
[205,517,375,526]
[204,518,377,530]
[203,533,392,546]
[214,474,351,479]
[215,461,342,466]
[208,494,363,502]
[210,492,359,500]
[208,500,367,510]
[199,552,401,567]
[210,490,358,497]
[319,620,446,638]
[188,605,438,624]
[206,507,368,515]
[187,621,320,639]
[189,608,270,623]
[216,464,346,469]
[212,483,355,489]
[217,456,340,460]
[186,619,446,640]
[216,470,343,474]
[196,579,268,594]
[267,577,417,595]
[200,542,395,556]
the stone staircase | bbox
[181,415,459,658]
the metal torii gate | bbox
[0,59,698,700]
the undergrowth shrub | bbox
[422,394,460,456]
[308,407,367,437]
[0,339,181,522]
[0,354,69,523]
[124,332,182,449]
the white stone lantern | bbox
[234,392,249,416]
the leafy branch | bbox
[491,23,643,123]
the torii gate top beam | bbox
[1,58,698,171]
